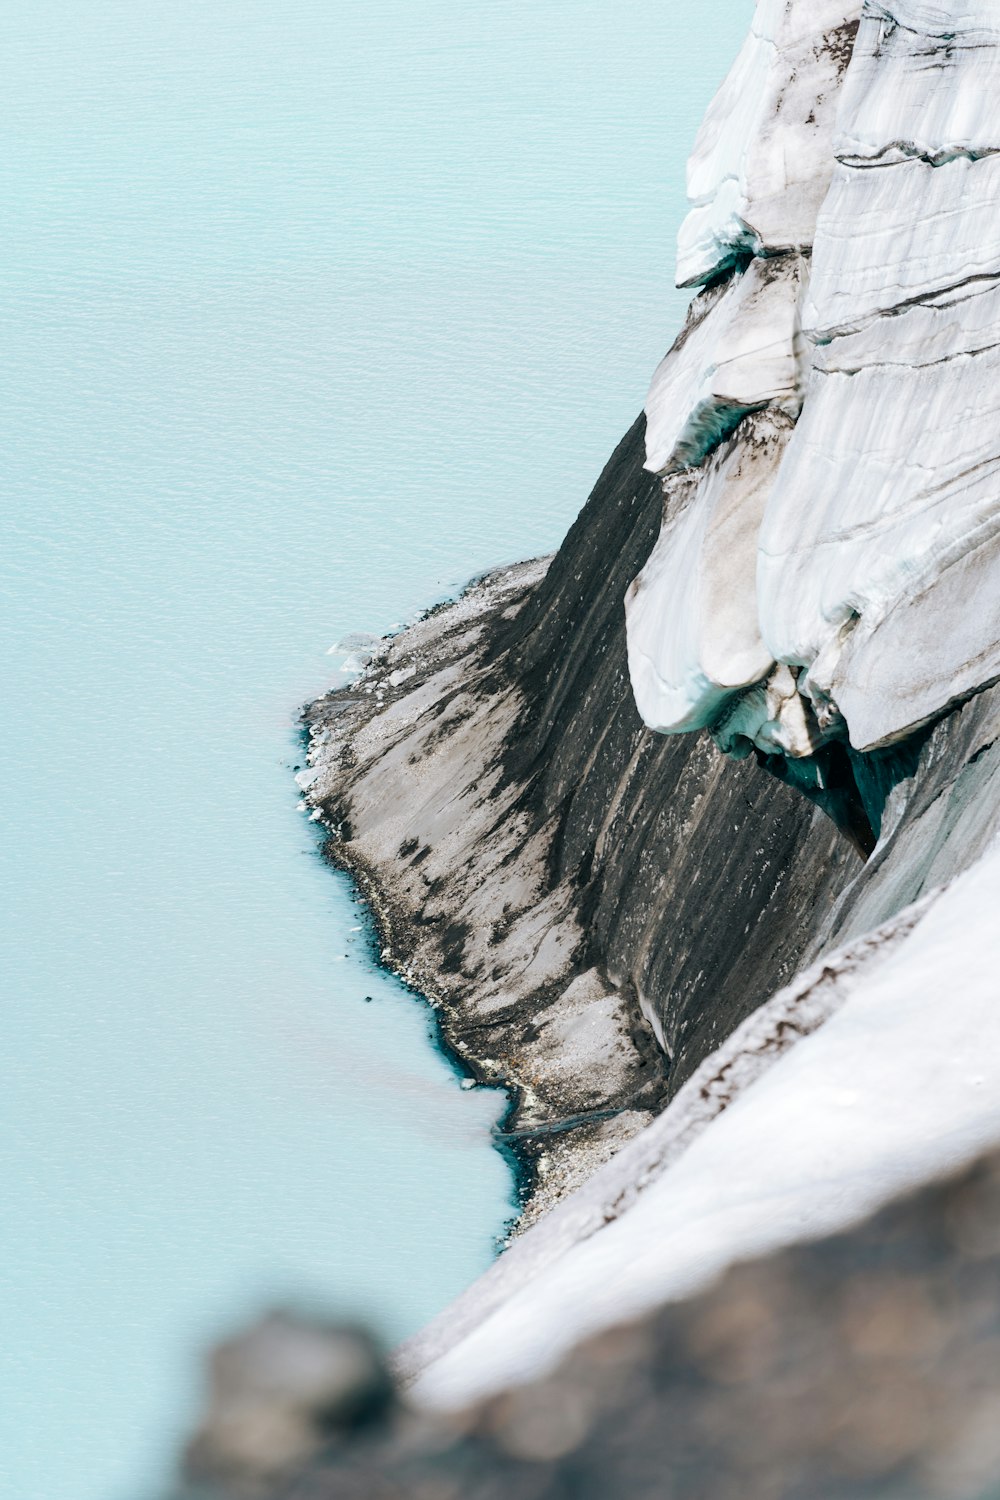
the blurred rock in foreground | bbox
[173,1150,1000,1500]
[180,1315,393,1498]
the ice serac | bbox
[643,255,808,477]
[630,0,860,749]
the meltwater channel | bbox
[0,3,745,1497]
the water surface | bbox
[0,4,746,1497]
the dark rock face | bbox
[173,1150,1000,1500]
[303,408,1000,1223]
[302,415,857,1210]
[482,414,859,1090]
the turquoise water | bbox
[0,4,745,1498]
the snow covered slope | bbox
[408,841,1000,1408]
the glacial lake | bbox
[0,4,745,1497]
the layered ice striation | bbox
[628,0,1000,779]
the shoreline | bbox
[298,558,671,1224]
[313,819,539,1228]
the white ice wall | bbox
[629,0,1000,756]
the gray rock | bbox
[301,416,854,1216]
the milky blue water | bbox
[0,4,746,1497]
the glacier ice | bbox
[644,255,808,478]
[627,412,789,736]
[677,0,861,288]
[628,0,1000,762]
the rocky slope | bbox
[301,426,854,1218]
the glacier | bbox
[284,0,1000,1456]
[676,0,861,288]
[629,0,1000,762]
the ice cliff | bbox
[296,0,1000,1433]
[629,0,1000,775]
